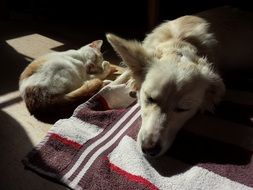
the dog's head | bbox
[107,34,225,157]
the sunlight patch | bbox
[6,33,63,59]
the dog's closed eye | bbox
[146,96,155,104]
[174,107,190,112]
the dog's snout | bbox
[141,142,162,157]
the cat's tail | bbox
[23,79,103,116]
[64,78,103,103]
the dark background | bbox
[1,0,253,39]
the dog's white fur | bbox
[107,7,253,156]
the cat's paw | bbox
[102,61,110,71]
[102,61,117,75]
[109,66,117,74]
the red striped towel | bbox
[23,84,253,190]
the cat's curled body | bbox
[19,40,113,115]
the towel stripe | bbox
[60,106,137,179]
[49,133,82,149]
[69,109,141,188]
[62,103,139,180]
[109,160,159,190]
[68,106,140,180]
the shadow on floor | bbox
[0,41,29,95]
[0,108,65,190]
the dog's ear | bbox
[106,33,151,88]
[201,68,225,112]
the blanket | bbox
[23,84,253,190]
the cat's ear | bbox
[89,40,103,50]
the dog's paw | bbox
[102,79,114,87]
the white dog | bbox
[106,7,253,156]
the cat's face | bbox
[83,40,104,74]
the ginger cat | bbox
[19,40,115,115]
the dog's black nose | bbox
[141,143,162,157]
